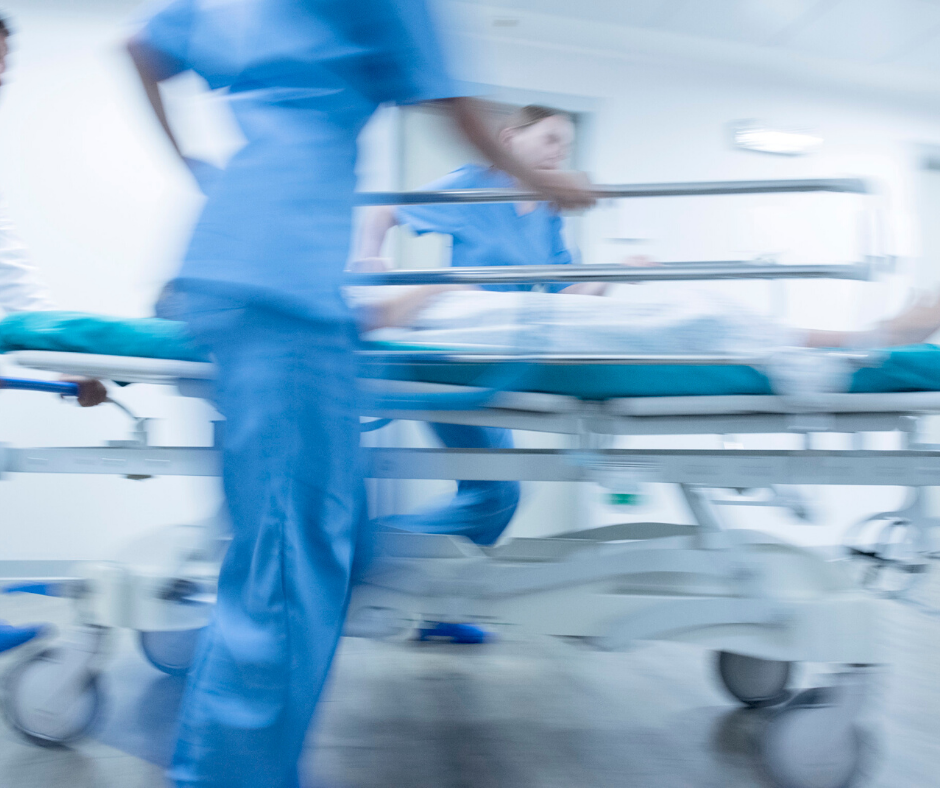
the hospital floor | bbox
[0,573,938,788]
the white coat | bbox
[0,196,56,313]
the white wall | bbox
[0,0,221,564]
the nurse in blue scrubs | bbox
[355,105,607,556]
[358,105,604,295]
[127,3,593,786]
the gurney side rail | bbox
[365,447,940,487]
[355,177,869,206]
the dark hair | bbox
[0,14,10,38]
[502,104,570,133]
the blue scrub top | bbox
[396,164,574,292]
[139,0,462,320]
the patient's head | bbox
[0,13,11,88]
[499,105,574,171]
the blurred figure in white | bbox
[0,200,57,314]
[0,11,107,655]
[0,13,107,409]
[0,16,57,315]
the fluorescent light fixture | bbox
[731,120,822,156]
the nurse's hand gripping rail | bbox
[0,178,899,787]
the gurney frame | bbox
[0,177,901,788]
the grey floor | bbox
[0,569,937,788]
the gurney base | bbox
[347,526,879,788]
[348,527,882,666]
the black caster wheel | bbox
[2,648,103,746]
[760,687,864,788]
[138,628,204,676]
[717,651,792,708]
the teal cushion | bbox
[0,311,207,362]
[3,312,940,398]
[361,343,940,399]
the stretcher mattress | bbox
[0,311,208,362]
[361,343,940,398]
[4,311,940,399]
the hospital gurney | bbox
[0,178,904,788]
[0,334,905,786]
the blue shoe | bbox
[0,622,48,654]
[416,622,492,644]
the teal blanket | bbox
[0,311,207,362]
[3,311,940,399]
[361,342,940,398]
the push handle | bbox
[347,262,872,287]
[354,178,870,206]
[0,377,81,396]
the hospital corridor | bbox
[1,1,940,787]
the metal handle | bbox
[354,178,869,206]
[359,350,887,367]
[347,262,872,287]
[360,352,765,366]
[0,377,80,396]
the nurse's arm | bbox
[356,206,400,265]
[444,98,595,211]
[126,37,186,160]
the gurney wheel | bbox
[2,649,102,746]
[138,628,203,676]
[760,688,864,788]
[717,651,791,708]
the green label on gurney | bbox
[607,492,644,507]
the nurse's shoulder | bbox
[421,163,501,192]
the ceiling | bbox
[455,0,940,100]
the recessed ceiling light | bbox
[730,120,822,156]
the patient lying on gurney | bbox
[350,277,940,354]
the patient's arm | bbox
[358,284,471,331]
[347,258,473,331]
[875,291,940,345]
[559,256,655,296]
[560,282,607,296]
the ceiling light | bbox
[730,120,822,156]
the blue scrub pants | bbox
[378,423,520,546]
[170,294,364,788]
